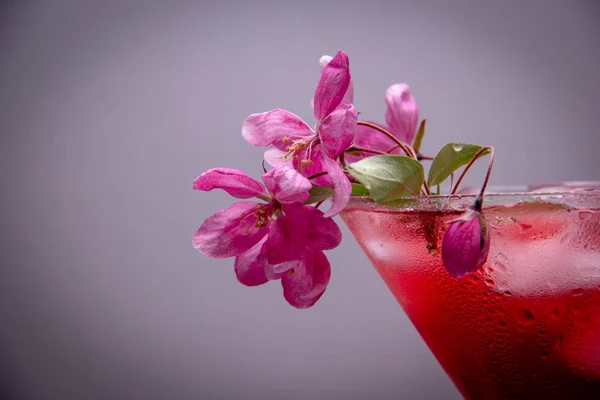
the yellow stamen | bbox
[300,159,313,170]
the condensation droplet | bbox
[496,253,508,265]
[571,288,584,297]
[560,232,573,245]
[578,211,592,220]
[519,222,533,233]
[555,335,564,349]
[485,279,495,287]
[550,306,560,320]
[368,214,378,224]
[540,351,548,360]
[516,309,536,325]
[567,304,579,318]
[448,195,463,211]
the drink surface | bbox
[342,200,600,399]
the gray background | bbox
[1,1,599,399]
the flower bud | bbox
[441,209,490,278]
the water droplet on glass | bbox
[516,308,536,325]
[540,351,548,360]
[485,278,495,286]
[578,211,592,220]
[555,335,564,349]
[453,143,464,152]
[368,214,378,224]
[503,291,512,296]
[499,321,507,327]
[549,306,560,320]
[495,261,507,273]
[448,195,463,211]
[560,232,572,245]
[571,288,584,297]
[567,304,579,318]
[519,222,533,233]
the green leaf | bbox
[427,143,489,186]
[307,185,334,204]
[413,119,426,153]
[351,183,369,196]
[347,155,424,203]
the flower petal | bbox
[320,155,351,218]
[264,147,288,167]
[318,103,358,159]
[283,203,342,250]
[291,146,329,185]
[281,248,331,309]
[242,109,314,150]
[265,203,342,265]
[385,83,419,145]
[264,213,305,265]
[193,168,267,199]
[313,50,351,120]
[193,201,268,258]
[319,55,354,105]
[265,262,285,281]
[319,55,332,71]
[271,260,297,274]
[262,165,312,204]
[234,237,269,286]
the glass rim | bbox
[344,181,600,212]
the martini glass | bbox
[341,184,600,399]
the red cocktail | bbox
[342,190,600,399]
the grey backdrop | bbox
[1,1,599,399]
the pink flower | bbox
[192,166,342,308]
[346,84,419,163]
[242,50,357,218]
[441,209,490,279]
[385,83,419,145]
[319,54,354,105]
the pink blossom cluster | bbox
[192,50,420,308]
